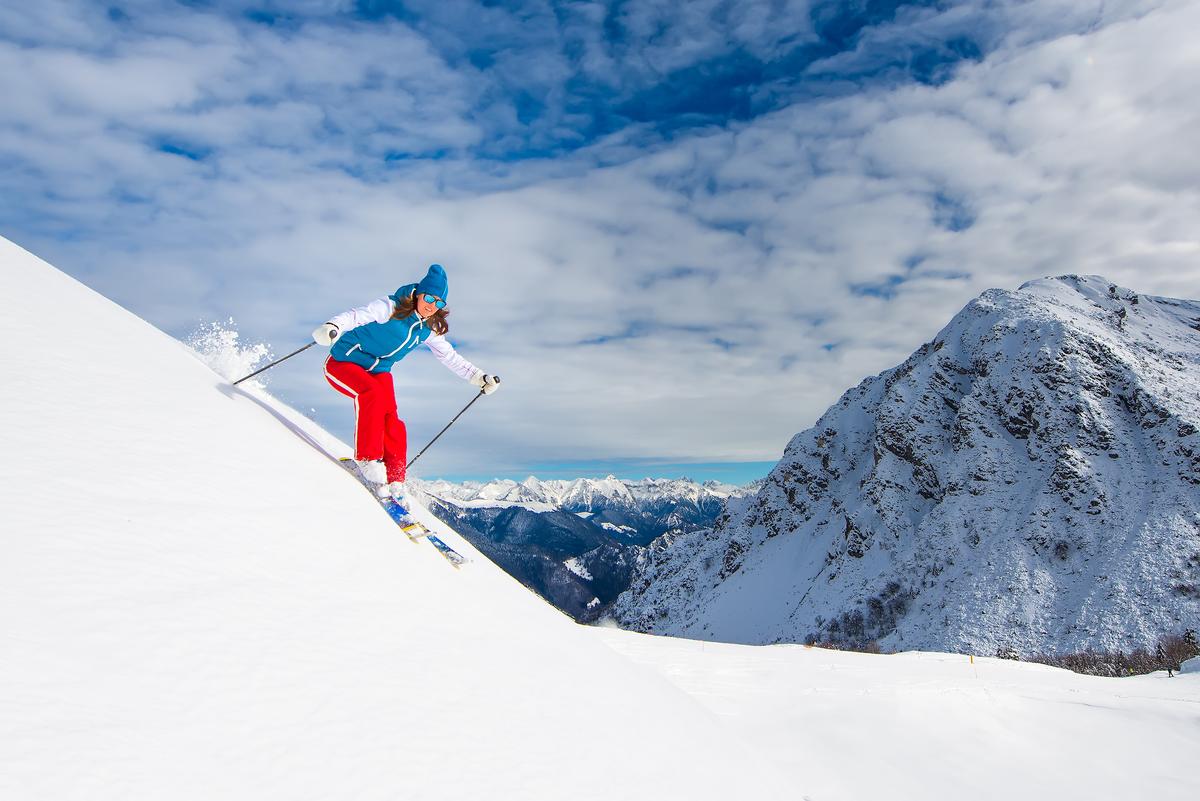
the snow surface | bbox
[2,237,1197,801]
[597,627,1200,801]
[563,557,593,581]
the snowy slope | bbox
[597,627,1200,801]
[611,276,1200,655]
[0,237,789,800]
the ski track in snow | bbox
[1,236,1198,800]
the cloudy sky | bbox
[2,0,1198,482]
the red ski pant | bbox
[324,356,407,483]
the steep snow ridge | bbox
[0,237,788,800]
[611,275,1200,655]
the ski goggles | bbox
[420,293,446,309]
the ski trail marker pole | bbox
[407,377,499,469]
[233,342,316,385]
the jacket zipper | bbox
[368,317,424,371]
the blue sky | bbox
[2,0,1199,483]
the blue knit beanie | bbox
[416,264,449,301]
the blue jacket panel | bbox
[329,284,432,373]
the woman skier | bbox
[312,264,499,498]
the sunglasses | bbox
[420,293,446,309]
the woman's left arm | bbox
[426,335,500,393]
[424,335,481,380]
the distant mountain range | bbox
[410,476,757,620]
[609,276,1200,657]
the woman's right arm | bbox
[328,296,396,332]
[314,296,395,345]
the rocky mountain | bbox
[410,476,754,621]
[609,276,1200,657]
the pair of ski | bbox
[338,458,466,569]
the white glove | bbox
[312,322,339,346]
[470,371,500,395]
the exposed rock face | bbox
[609,276,1200,656]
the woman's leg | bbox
[323,357,393,462]
[382,408,408,483]
[372,372,408,483]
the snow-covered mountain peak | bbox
[563,474,635,503]
[612,275,1200,656]
[1003,274,1199,342]
[417,474,755,511]
[1018,273,1130,298]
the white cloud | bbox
[2,0,1198,477]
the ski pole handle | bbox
[232,342,316,385]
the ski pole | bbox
[232,342,316,385]
[407,377,499,469]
